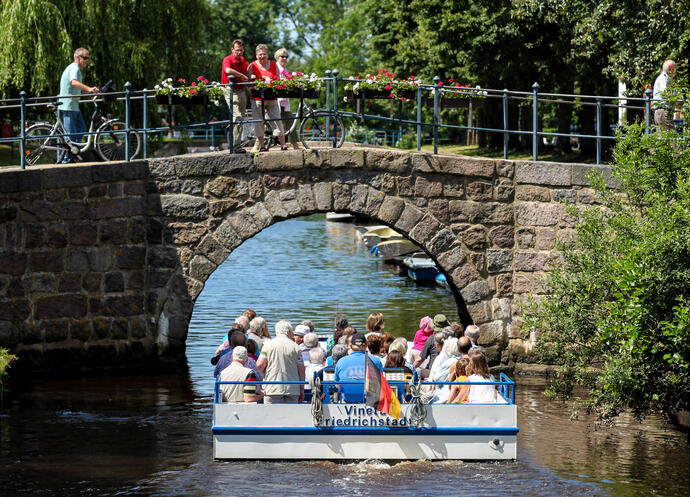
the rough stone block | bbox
[451,263,481,289]
[487,249,513,273]
[92,197,146,219]
[513,251,550,272]
[126,272,144,290]
[189,255,216,282]
[414,177,443,197]
[359,187,380,218]
[495,179,514,202]
[298,184,316,212]
[227,210,261,240]
[247,203,274,231]
[515,202,561,226]
[449,201,512,224]
[461,280,491,304]
[0,253,27,276]
[411,154,496,178]
[466,181,493,201]
[428,229,457,254]
[0,168,42,193]
[159,194,209,220]
[536,228,556,250]
[103,295,145,316]
[24,274,57,293]
[104,272,125,293]
[572,164,618,188]
[349,185,369,215]
[147,246,179,268]
[436,243,466,273]
[515,185,552,202]
[44,319,69,343]
[28,251,65,274]
[263,190,289,219]
[115,247,146,270]
[364,149,411,174]
[397,176,413,196]
[428,198,449,223]
[496,274,513,297]
[25,224,46,249]
[0,298,30,320]
[66,249,112,272]
[489,225,514,248]
[496,161,515,179]
[279,189,301,216]
[83,273,102,292]
[456,225,486,249]
[173,153,254,177]
[35,294,88,319]
[333,183,353,212]
[196,234,229,265]
[409,214,442,246]
[377,196,405,225]
[478,320,505,347]
[516,161,571,186]
[312,182,333,211]
[256,149,304,171]
[553,189,576,204]
[100,220,128,245]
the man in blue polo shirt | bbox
[58,48,100,162]
[334,333,383,403]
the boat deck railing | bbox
[213,372,516,405]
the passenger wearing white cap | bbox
[293,324,309,345]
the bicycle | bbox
[288,101,345,150]
[24,81,142,165]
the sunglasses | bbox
[79,55,89,60]
[278,55,288,59]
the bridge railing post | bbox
[503,89,509,160]
[532,82,539,161]
[596,98,602,165]
[228,75,235,153]
[433,76,440,155]
[325,70,331,144]
[125,82,131,162]
[644,88,652,132]
[416,85,422,151]
[332,69,339,148]
[20,91,26,170]
[142,88,148,159]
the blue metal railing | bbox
[1,72,678,170]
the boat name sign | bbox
[322,405,411,427]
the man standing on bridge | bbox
[58,48,100,162]
[222,39,249,153]
[652,59,677,130]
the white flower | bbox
[353,82,360,91]
[154,85,160,90]
[343,96,348,102]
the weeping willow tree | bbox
[0,0,72,97]
[0,0,208,98]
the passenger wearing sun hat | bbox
[430,314,450,332]
[334,332,383,402]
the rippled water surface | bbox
[1,215,689,496]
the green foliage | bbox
[0,348,16,380]
[526,85,690,422]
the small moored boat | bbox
[370,238,420,259]
[361,226,404,249]
[403,252,439,282]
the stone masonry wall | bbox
[0,150,613,374]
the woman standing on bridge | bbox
[247,44,287,152]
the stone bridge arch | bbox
[148,148,511,359]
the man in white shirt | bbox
[256,320,305,403]
[653,59,676,130]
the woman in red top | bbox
[247,44,287,151]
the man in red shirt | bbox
[222,39,250,152]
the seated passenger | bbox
[214,329,263,381]
[367,334,385,362]
[422,338,460,404]
[334,333,383,402]
[389,337,416,372]
[467,350,501,404]
[446,358,470,404]
[384,349,413,401]
[365,312,385,337]
[410,315,433,363]
[305,347,326,392]
[219,346,264,403]
[301,332,319,365]
[326,313,349,354]
[248,316,269,351]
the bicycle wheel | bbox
[299,111,345,149]
[24,124,62,165]
[95,120,141,161]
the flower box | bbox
[251,88,321,99]
[156,94,207,106]
[345,89,417,100]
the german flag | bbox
[365,354,402,419]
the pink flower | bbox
[438,81,444,86]
[203,78,209,83]
[410,75,415,79]
[401,97,407,101]
[191,82,197,87]
[449,78,454,82]
[197,76,204,80]
[384,85,391,90]
[178,78,186,83]
[276,85,283,90]
[389,93,395,98]
[296,72,303,76]
[190,89,198,94]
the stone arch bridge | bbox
[0,148,611,374]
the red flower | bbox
[384,85,391,90]
[409,75,415,80]
[455,83,461,87]
[197,76,204,80]
[389,93,395,98]
[401,97,406,101]
[203,78,209,83]
[276,85,283,90]
[449,78,454,82]
[190,89,198,94]
[438,81,444,86]
[191,82,197,87]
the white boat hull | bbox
[213,403,517,460]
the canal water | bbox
[1,215,689,496]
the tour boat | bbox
[212,374,518,461]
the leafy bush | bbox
[526,87,690,423]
